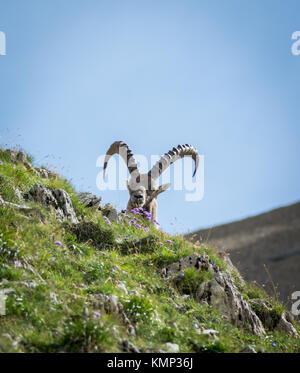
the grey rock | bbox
[16,151,28,164]
[5,150,32,170]
[13,281,38,289]
[102,203,120,223]
[128,325,136,337]
[24,184,78,224]
[122,339,140,353]
[275,312,298,337]
[0,199,32,212]
[162,253,265,336]
[94,293,136,336]
[49,292,60,304]
[111,264,129,276]
[242,345,257,353]
[143,348,167,353]
[195,271,265,336]
[112,326,119,338]
[77,192,102,209]
[37,167,50,178]
[161,253,218,279]
[165,342,179,353]
[201,329,219,339]
[35,167,57,179]
[52,189,78,224]
[96,293,120,314]
[13,187,23,201]
[181,294,190,300]
[117,282,128,295]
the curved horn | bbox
[103,141,139,179]
[148,144,199,180]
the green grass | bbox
[0,148,299,353]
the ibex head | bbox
[103,141,199,224]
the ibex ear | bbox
[156,183,171,196]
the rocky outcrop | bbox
[24,184,78,224]
[195,271,265,336]
[77,192,102,209]
[161,253,219,278]
[36,167,58,179]
[4,150,32,170]
[249,300,298,336]
[162,253,265,336]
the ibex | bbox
[103,141,199,227]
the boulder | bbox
[24,184,78,224]
[242,345,257,353]
[5,149,32,170]
[165,342,179,353]
[121,339,140,353]
[275,312,298,337]
[35,167,57,179]
[77,192,102,209]
[102,203,120,223]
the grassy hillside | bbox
[0,147,299,353]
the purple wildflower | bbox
[129,219,135,224]
[158,242,163,246]
[0,161,3,165]
[211,261,217,266]
[14,260,21,268]
[93,311,101,318]
[55,241,62,246]
[125,215,131,218]
[144,226,149,232]
[180,273,185,277]
[271,342,277,347]
[43,281,48,285]
[166,240,173,245]
[159,252,162,256]
[135,223,142,229]
[103,216,111,225]
[153,219,160,225]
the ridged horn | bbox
[148,144,199,180]
[103,141,139,179]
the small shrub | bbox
[56,315,112,352]
[122,295,154,323]
[173,268,213,296]
[69,221,115,250]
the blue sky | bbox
[0,0,299,235]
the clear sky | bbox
[0,0,299,235]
